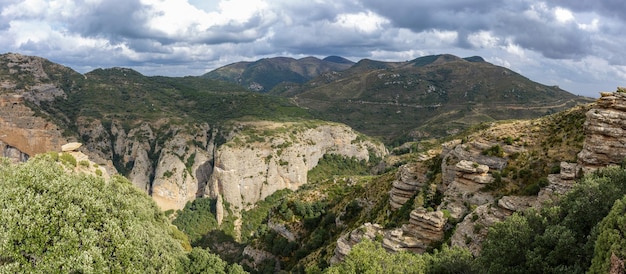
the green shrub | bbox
[59,152,77,167]
[0,156,184,272]
[78,160,90,168]
[481,145,504,157]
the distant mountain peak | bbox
[323,56,354,64]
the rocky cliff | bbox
[0,94,67,162]
[204,121,387,226]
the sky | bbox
[1,0,625,97]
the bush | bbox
[78,160,90,167]
[0,156,185,272]
[0,156,246,273]
[59,152,77,167]
[481,145,504,157]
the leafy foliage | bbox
[589,195,626,273]
[0,156,246,273]
[478,166,626,273]
[172,197,219,244]
[0,156,185,272]
[307,154,372,183]
[325,239,475,274]
[325,239,427,274]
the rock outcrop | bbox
[389,163,429,209]
[331,223,384,264]
[438,143,505,220]
[450,161,577,255]
[578,90,626,172]
[332,208,447,264]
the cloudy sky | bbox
[1,0,625,97]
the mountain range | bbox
[204,54,591,143]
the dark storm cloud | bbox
[359,0,593,60]
[552,0,626,22]
[67,0,154,42]
[359,0,500,31]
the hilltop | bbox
[202,56,354,92]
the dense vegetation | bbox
[40,68,314,136]
[478,166,626,273]
[0,155,245,273]
[325,239,474,274]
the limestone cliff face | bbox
[151,131,213,211]
[205,121,387,223]
[85,120,219,211]
[578,90,626,172]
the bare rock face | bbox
[0,94,67,160]
[152,134,212,211]
[61,142,82,152]
[578,90,626,172]
[331,208,447,264]
[205,121,387,226]
[383,208,446,253]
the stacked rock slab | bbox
[389,164,428,209]
[383,208,446,253]
[578,90,626,173]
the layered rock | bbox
[389,164,428,209]
[331,223,384,264]
[578,90,626,172]
[331,208,447,264]
[439,145,502,220]
[383,208,446,253]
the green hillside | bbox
[291,54,591,143]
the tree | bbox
[0,155,246,273]
[589,195,626,274]
[325,239,427,274]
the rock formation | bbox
[438,143,505,220]
[331,223,384,264]
[389,163,429,209]
[450,161,577,255]
[332,208,447,264]
[578,90,626,172]
[205,121,387,226]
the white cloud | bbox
[468,31,499,48]
[334,11,388,33]
[554,7,574,23]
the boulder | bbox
[61,142,82,152]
